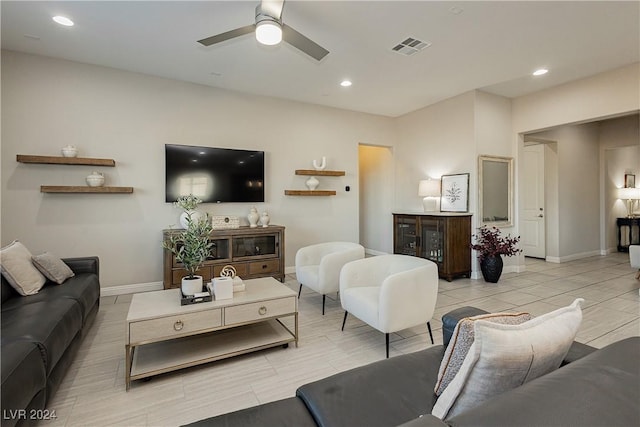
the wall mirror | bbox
[478,155,513,227]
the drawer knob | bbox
[258,306,267,315]
[174,320,184,331]
[262,264,267,269]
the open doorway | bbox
[358,144,394,255]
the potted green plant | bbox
[470,225,522,283]
[163,211,213,295]
[175,194,205,229]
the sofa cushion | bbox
[32,252,75,285]
[1,273,100,324]
[184,397,318,427]
[1,340,47,416]
[432,298,583,419]
[434,311,531,396]
[444,337,640,427]
[1,298,83,374]
[0,241,46,296]
[297,345,445,427]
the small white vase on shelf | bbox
[179,210,205,229]
[313,156,327,171]
[305,176,320,190]
[85,171,105,187]
[260,211,270,227]
[61,145,78,158]
[248,206,259,228]
[181,275,203,296]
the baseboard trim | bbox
[101,281,163,296]
[546,250,601,264]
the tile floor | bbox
[38,253,639,426]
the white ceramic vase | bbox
[305,176,320,190]
[61,145,78,157]
[248,207,259,228]
[179,210,205,229]
[85,171,105,187]
[260,211,270,227]
[181,275,203,296]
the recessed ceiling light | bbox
[52,16,74,26]
[533,68,549,76]
[340,80,352,87]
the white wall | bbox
[1,50,396,288]
[513,63,640,133]
[393,91,476,213]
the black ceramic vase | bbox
[480,255,503,283]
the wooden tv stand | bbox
[163,225,285,289]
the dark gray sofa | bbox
[188,307,639,427]
[1,257,100,427]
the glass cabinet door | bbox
[420,218,443,263]
[395,216,417,256]
[233,234,279,260]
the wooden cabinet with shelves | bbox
[16,154,133,193]
[163,225,285,289]
[393,212,471,281]
[284,169,345,196]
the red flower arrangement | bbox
[470,225,522,262]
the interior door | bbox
[522,144,546,258]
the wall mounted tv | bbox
[165,144,265,203]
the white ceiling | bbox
[2,1,639,117]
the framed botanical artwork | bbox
[440,173,469,212]
[625,174,635,188]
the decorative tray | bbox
[180,291,212,306]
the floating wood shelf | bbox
[41,186,133,194]
[284,190,336,196]
[295,170,345,176]
[17,155,116,167]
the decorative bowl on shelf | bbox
[61,145,78,157]
[86,171,105,187]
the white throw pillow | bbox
[0,240,47,296]
[434,311,532,396]
[32,252,75,284]
[432,298,584,420]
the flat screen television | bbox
[165,144,264,203]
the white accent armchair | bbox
[630,245,640,280]
[295,242,365,315]
[340,254,439,358]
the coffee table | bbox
[125,277,298,390]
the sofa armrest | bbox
[62,257,99,277]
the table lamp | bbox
[419,179,441,212]
[618,187,640,217]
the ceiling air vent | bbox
[392,37,432,56]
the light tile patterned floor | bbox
[39,253,639,426]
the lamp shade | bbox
[618,187,640,200]
[418,179,440,197]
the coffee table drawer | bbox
[130,309,222,343]
[225,297,295,325]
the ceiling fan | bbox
[197,0,329,61]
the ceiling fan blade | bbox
[197,24,255,47]
[260,0,285,20]
[282,24,329,61]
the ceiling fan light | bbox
[256,20,282,46]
